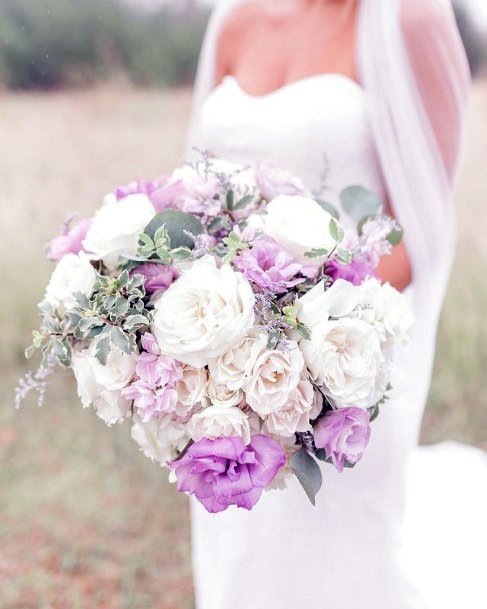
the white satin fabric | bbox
[187,2,486,608]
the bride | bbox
[186,1,486,608]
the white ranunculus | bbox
[265,378,315,437]
[187,404,251,444]
[358,278,413,345]
[82,193,156,269]
[301,317,384,409]
[175,365,208,416]
[208,332,261,391]
[203,378,244,408]
[297,278,358,329]
[242,337,304,416]
[151,256,255,368]
[71,340,137,424]
[131,414,188,465]
[45,253,97,312]
[264,195,341,264]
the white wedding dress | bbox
[189,73,487,609]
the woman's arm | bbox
[377,241,412,292]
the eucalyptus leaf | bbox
[387,226,404,246]
[289,448,323,506]
[315,198,340,220]
[368,404,380,422]
[329,217,344,243]
[340,186,384,223]
[226,190,235,211]
[144,210,204,250]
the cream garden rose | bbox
[175,365,208,416]
[208,332,261,391]
[187,404,251,444]
[45,253,97,312]
[131,414,188,465]
[265,378,316,437]
[82,193,156,269]
[203,378,244,408]
[71,339,137,425]
[358,277,413,344]
[264,195,341,264]
[243,336,304,416]
[301,317,384,409]
[151,256,255,368]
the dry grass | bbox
[0,82,485,608]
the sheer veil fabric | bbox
[186,1,486,608]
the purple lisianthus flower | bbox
[122,333,183,422]
[171,435,286,513]
[46,218,91,261]
[326,258,377,286]
[233,236,304,293]
[132,263,179,295]
[115,175,168,201]
[313,407,371,473]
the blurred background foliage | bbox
[0,0,484,91]
[0,0,209,90]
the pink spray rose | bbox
[46,218,91,261]
[115,175,168,201]
[313,407,371,473]
[122,333,183,422]
[233,236,304,293]
[171,435,286,513]
[132,263,179,295]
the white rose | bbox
[203,378,244,408]
[92,390,132,426]
[131,414,188,465]
[208,158,260,204]
[358,278,413,345]
[151,256,255,368]
[265,378,315,437]
[243,337,304,415]
[297,278,358,329]
[175,365,207,416]
[264,195,340,264]
[45,253,97,312]
[71,340,137,424]
[83,193,156,269]
[187,405,251,444]
[301,317,384,408]
[208,332,261,391]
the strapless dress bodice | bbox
[199,74,385,208]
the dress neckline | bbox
[221,73,363,100]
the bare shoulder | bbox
[218,0,269,46]
[216,1,270,80]
[401,0,452,37]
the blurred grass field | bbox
[0,83,486,608]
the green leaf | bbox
[144,211,204,250]
[329,217,344,243]
[117,270,129,289]
[233,194,255,211]
[340,186,384,223]
[289,449,323,506]
[123,314,150,331]
[335,248,352,265]
[73,291,90,309]
[95,335,111,366]
[51,338,69,366]
[368,404,380,422]
[25,344,36,359]
[386,226,403,246]
[171,246,192,261]
[314,448,328,462]
[78,316,103,333]
[315,198,340,220]
[110,327,132,355]
[207,215,230,234]
[226,189,235,211]
[305,248,329,259]
[138,232,155,254]
[295,323,311,341]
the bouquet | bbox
[18,154,412,513]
